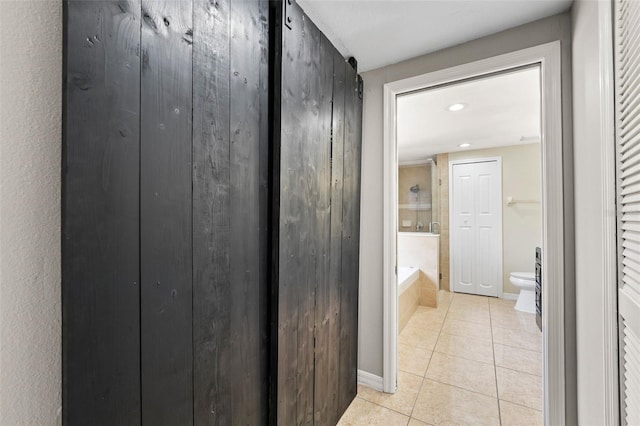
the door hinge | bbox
[285,0,294,29]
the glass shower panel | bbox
[431,158,441,234]
[398,162,434,232]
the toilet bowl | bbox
[509,272,536,314]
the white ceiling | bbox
[396,66,541,162]
[297,0,572,72]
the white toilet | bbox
[509,272,536,313]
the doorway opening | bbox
[382,42,565,425]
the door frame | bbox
[448,157,503,297]
[382,41,565,424]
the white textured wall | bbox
[0,1,62,424]
[449,144,542,295]
[358,18,575,420]
[572,1,616,424]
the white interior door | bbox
[451,160,501,297]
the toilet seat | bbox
[510,272,535,280]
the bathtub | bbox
[398,266,419,295]
[398,266,420,332]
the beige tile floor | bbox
[338,292,543,426]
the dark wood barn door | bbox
[271,1,363,424]
[63,0,269,424]
[62,0,361,424]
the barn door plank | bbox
[192,0,270,423]
[313,35,339,425]
[338,64,363,416]
[192,0,231,423]
[140,0,193,423]
[275,1,322,422]
[228,0,270,422]
[326,50,347,425]
[62,1,141,424]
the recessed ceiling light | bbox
[448,103,466,112]
[458,143,471,148]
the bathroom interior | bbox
[390,66,545,423]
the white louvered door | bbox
[615,0,640,423]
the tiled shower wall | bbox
[398,164,432,232]
[436,153,450,292]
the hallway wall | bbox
[0,1,62,424]
[357,13,575,422]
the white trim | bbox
[598,0,619,423]
[448,157,504,298]
[382,41,565,424]
[399,159,433,166]
[357,370,384,392]
[382,72,399,394]
[502,292,519,301]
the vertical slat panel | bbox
[257,2,272,422]
[193,0,270,423]
[228,0,270,422]
[268,2,283,423]
[339,66,363,416]
[294,7,317,423]
[276,1,331,422]
[326,51,347,425]
[62,1,141,424]
[192,0,231,422]
[140,0,193,423]
[623,317,640,425]
[276,2,302,423]
[312,34,336,425]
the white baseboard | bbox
[357,369,384,392]
[502,292,519,301]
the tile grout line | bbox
[408,293,453,422]
[492,341,542,353]
[417,374,502,399]
[489,299,503,426]
[493,363,542,378]
[436,329,492,342]
[498,398,544,413]
[429,346,496,367]
[353,395,413,419]
[492,339,543,353]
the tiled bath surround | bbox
[398,233,440,332]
